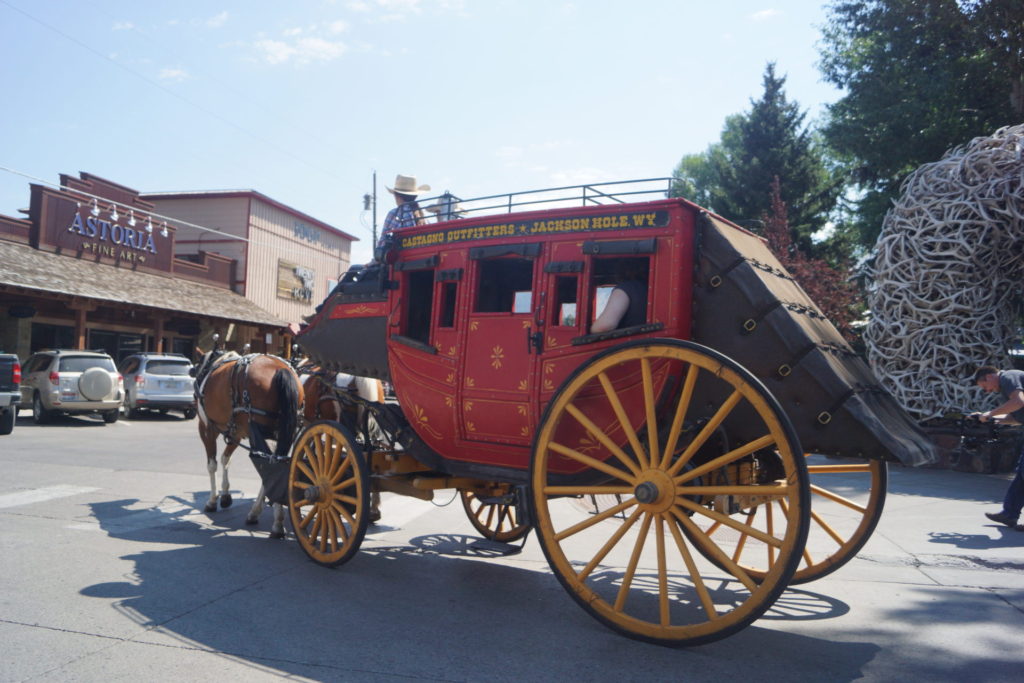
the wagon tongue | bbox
[692,213,936,466]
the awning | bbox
[0,240,288,328]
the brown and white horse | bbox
[194,347,304,538]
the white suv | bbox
[19,350,124,424]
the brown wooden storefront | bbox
[0,173,288,362]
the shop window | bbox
[172,338,194,358]
[553,275,578,326]
[405,269,434,344]
[475,258,534,313]
[31,323,74,351]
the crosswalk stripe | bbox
[0,484,99,509]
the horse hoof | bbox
[369,509,382,523]
[220,494,233,508]
[204,502,217,513]
[245,516,258,526]
[269,531,285,539]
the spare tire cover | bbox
[79,367,114,400]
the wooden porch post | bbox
[68,299,98,350]
[153,317,165,352]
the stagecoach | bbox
[289,179,934,646]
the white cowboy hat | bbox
[386,174,431,197]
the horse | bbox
[299,363,384,521]
[193,345,304,538]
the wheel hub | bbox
[633,470,676,512]
[634,481,659,504]
[304,485,322,503]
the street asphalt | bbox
[0,412,1021,682]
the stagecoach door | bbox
[459,243,543,446]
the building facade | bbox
[0,172,355,363]
[143,189,354,327]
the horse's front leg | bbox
[200,420,220,513]
[270,503,285,539]
[219,440,237,509]
[246,485,286,539]
[246,483,267,526]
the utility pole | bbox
[363,170,379,247]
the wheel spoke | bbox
[674,434,776,483]
[674,497,784,548]
[676,484,790,497]
[672,508,758,592]
[667,389,742,476]
[577,507,644,582]
[554,496,637,541]
[299,505,316,530]
[597,371,649,471]
[666,513,718,619]
[543,485,634,496]
[311,435,325,474]
[807,463,873,474]
[330,500,354,537]
[547,440,634,483]
[809,507,846,546]
[613,512,653,613]
[332,475,358,491]
[810,484,868,513]
[731,509,757,564]
[661,364,699,469]
[656,514,670,626]
[324,510,338,552]
[564,404,642,477]
[641,358,661,469]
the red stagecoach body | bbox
[298,190,932,480]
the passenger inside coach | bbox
[589,258,649,333]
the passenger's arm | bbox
[590,288,630,334]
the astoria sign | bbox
[67,211,158,264]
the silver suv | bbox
[20,350,124,424]
[118,353,196,419]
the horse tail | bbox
[272,367,302,457]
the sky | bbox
[0,0,843,265]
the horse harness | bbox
[198,352,281,449]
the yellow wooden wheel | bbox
[460,489,530,543]
[288,420,370,567]
[687,456,886,584]
[530,339,809,646]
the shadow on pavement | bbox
[928,529,1024,552]
[76,497,883,680]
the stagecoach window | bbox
[405,269,435,344]
[554,275,578,326]
[475,257,534,313]
[439,282,458,328]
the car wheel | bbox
[32,393,51,425]
[183,407,197,420]
[103,408,120,424]
[0,408,14,435]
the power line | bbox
[0,165,352,266]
